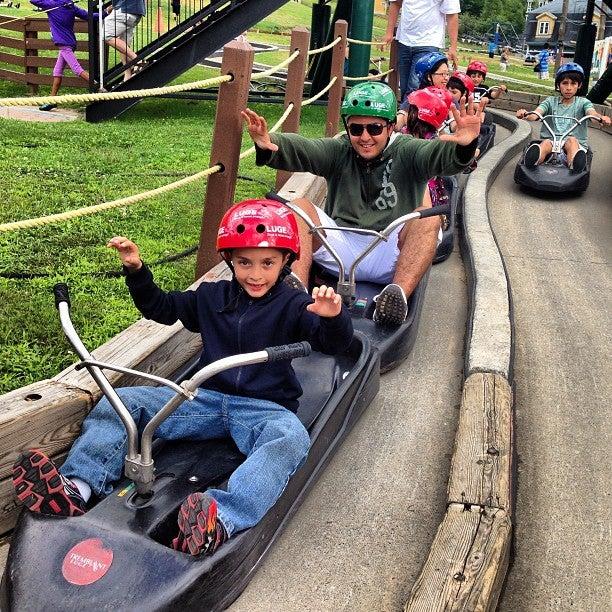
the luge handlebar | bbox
[266,192,451,303]
[53,283,71,309]
[266,341,311,362]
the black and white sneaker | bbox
[373,284,408,326]
[524,143,540,167]
[571,149,587,172]
[283,272,307,293]
[13,450,86,517]
[39,103,57,112]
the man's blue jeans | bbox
[60,386,311,537]
[397,42,440,102]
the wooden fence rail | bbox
[0,15,89,93]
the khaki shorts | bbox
[103,10,141,42]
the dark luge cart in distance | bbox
[514,112,602,194]
[268,193,451,373]
[1,285,380,611]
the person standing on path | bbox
[382,0,460,101]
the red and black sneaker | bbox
[172,492,227,556]
[12,450,87,517]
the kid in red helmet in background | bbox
[400,87,454,226]
[12,199,352,558]
[466,60,508,105]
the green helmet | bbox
[341,82,397,122]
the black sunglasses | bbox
[347,122,387,137]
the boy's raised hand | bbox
[439,95,483,145]
[306,285,342,318]
[241,108,279,152]
[107,236,142,271]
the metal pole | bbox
[98,0,104,90]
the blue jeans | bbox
[60,386,310,537]
[397,42,440,102]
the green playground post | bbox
[347,0,374,82]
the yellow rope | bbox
[0,165,222,233]
[1,103,297,232]
[302,77,337,106]
[345,68,393,81]
[346,37,382,46]
[0,74,232,107]
[306,37,342,56]
[251,50,300,81]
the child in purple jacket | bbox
[29,0,98,110]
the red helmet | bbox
[216,199,300,260]
[407,86,453,130]
[467,61,488,76]
[448,71,475,96]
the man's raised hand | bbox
[241,108,279,152]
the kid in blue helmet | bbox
[555,63,584,90]
[414,52,450,89]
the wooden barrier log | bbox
[275,27,310,190]
[326,20,347,137]
[447,373,513,512]
[406,503,511,612]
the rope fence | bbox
[346,37,382,46]
[345,68,393,81]
[302,76,337,106]
[307,36,342,56]
[0,165,222,233]
[251,49,300,81]
[0,20,387,235]
[0,74,232,107]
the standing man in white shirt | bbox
[383,0,460,102]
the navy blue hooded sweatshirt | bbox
[125,265,353,412]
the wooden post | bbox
[326,19,348,137]
[23,21,39,95]
[388,39,399,100]
[275,27,310,190]
[195,40,254,279]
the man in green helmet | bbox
[242,81,481,325]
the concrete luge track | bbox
[491,124,611,611]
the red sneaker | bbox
[172,492,226,556]
[12,450,86,517]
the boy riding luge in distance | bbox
[242,81,482,326]
[516,63,611,171]
[12,199,353,557]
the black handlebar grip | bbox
[53,283,71,309]
[419,203,451,219]
[266,341,311,362]
[265,191,290,205]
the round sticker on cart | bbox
[62,538,113,585]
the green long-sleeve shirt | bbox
[257,132,473,232]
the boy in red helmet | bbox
[466,61,507,105]
[12,199,352,557]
